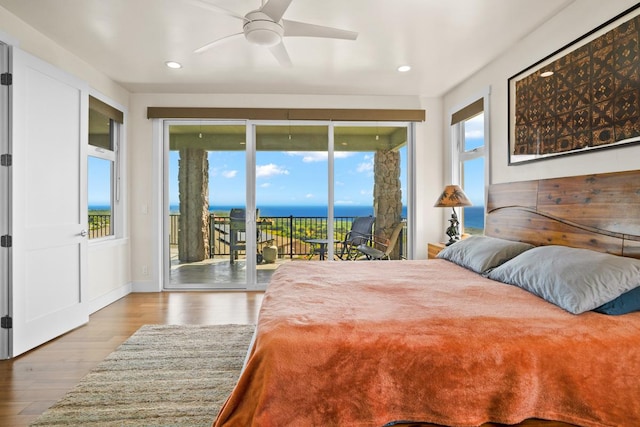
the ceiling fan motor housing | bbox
[243,11,284,46]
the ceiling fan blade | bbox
[269,42,293,67]
[282,19,358,40]
[184,0,247,21]
[194,32,244,54]
[260,0,293,22]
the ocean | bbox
[462,206,484,229]
[163,204,485,229]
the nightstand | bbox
[427,242,446,259]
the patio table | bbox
[305,238,340,260]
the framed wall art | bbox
[508,4,640,165]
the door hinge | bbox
[0,235,11,248]
[1,316,11,329]
[0,154,11,166]
[0,73,11,86]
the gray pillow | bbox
[487,245,640,314]
[436,235,534,274]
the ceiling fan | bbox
[188,0,358,67]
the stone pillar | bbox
[374,149,402,259]
[178,148,210,262]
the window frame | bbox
[449,88,491,234]
[88,94,124,242]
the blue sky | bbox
[167,147,407,207]
[88,156,112,206]
[462,113,485,206]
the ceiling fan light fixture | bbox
[243,12,284,46]
[245,26,282,46]
[192,2,358,66]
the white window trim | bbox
[448,87,491,234]
[449,87,491,203]
[87,91,127,243]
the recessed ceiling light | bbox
[540,70,554,77]
[165,61,182,69]
[397,65,411,73]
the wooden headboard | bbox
[486,169,640,259]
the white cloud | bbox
[222,170,237,178]
[335,200,355,205]
[357,161,373,173]
[256,163,289,178]
[305,193,314,199]
[260,182,271,188]
[465,114,484,140]
[466,129,484,139]
[356,155,374,174]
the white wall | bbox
[0,6,132,312]
[0,7,128,107]
[417,97,446,248]
[444,0,640,185]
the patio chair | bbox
[356,221,405,260]
[338,216,375,260]
[228,208,265,263]
[229,208,246,264]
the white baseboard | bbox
[87,283,133,315]
[132,280,162,293]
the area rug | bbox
[30,324,255,427]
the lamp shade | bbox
[434,184,473,208]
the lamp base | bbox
[444,208,460,246]
[445,237,459,246]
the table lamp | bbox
[434,184,472,245]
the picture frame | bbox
[508,4,640,165]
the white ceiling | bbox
[0,0,575,97]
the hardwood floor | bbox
[0,291,264,426]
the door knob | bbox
[80,229,88,237]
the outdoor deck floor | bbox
[168,257,290,289]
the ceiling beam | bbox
[149,107,425,122]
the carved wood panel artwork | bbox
[508,4,640,164]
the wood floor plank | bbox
[0,291,263,427]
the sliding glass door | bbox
[166,122,249,289]
[334,123,408,259]
[255,123,329,285]
[163,120,414,290]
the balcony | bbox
[88,213,407,289]
[168,214,407,260]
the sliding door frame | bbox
[157,118,416,290]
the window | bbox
[88,96,122,239]
[451,97,486,235]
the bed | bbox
[213,170,640,427]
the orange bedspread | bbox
[213,260,640,427]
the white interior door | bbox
[10,48,88,357]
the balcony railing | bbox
[88,214,112,239]
[87,213,407,258]
[170,214,407,259]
